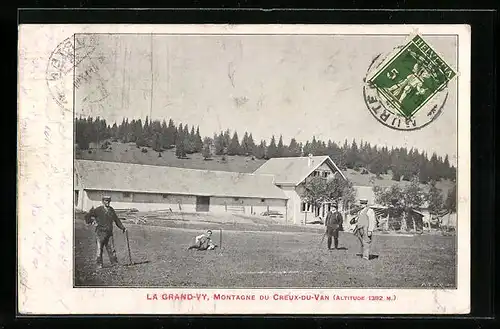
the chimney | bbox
[308,153,313,167]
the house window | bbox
[301,202,312,212]
[123,192,131,198]
[162,194,169,199]
[323,172,330,178]
[234,197,240,201]
[313,171,319,177]
[261,199,265,202]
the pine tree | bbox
[255,140,267,159]
[223,129,231,154]
[175,127,186,158]
[327,140,342,165]
[247,133,256,156]
[152,132,162,152]
[202,137,213,160]
[303,141,312,156]
[418,153,431,184]
[177,122,184,145]
[117,118,126,141]
[241,132,249,155]
[167,119,176,146]
[318,140,328,155]
[445,184,457,213]
[182,125,192,154]
[111,123,118,139]
[310,136,318,155]
[369,154,385,177]
[277,135,285,157]
[160,120,170,149]
[267,135,278,159]
[288,138,301,157]
[183,126,195,154]
[194,126,203,153]
[228,131,241,156]
[427,180,444,215]
[429,153,440,181]
[345,139,359,169]
[443,154,452,180]
[143,116,151,144]
[215,132,225,155]
[134,119,147,146]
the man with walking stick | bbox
[85,195,127,269]
[324,203,343,250]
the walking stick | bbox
[319,231,327,247]
[125,230,133,265]
[219,228,222,250]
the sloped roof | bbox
[75,160,288,200]
[253,156,346,186]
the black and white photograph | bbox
[18,24,471,314]
[72,32,458,288]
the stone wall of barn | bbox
[80,190,197,212]
[209,196,287,219]
[77,190,287,218]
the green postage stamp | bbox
[364,34,457,130]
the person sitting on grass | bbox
[187,230,217,251]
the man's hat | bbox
[102,195,111,201]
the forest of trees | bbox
[75,116,457,184]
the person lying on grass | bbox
[187,230,217,251]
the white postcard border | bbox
[18,24,471,315]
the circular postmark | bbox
[363,36,456,131]
[46,34,111,113]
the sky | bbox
[75,34,458,163]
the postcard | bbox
[18,24,470,314]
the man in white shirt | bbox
[353,199,377,260]
[187,230,217,251]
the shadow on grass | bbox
[355,253,380,260]
[123,260,151,267]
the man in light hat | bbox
[85,195,127,268]
[324,203,343,250]
[352,199,377,260]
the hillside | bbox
[76,141,454,196]
[76,141,266,173]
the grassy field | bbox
[74,216,456,288]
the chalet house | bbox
[253,155,347,225]
[74,160,289,219]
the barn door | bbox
[196,196,210,212]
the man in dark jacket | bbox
[324,203,343,250]
[84,195,127,268]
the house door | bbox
[74,191,79,207]
[196,196,210,212]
